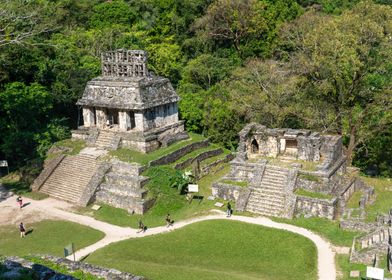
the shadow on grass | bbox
[25,229,34,236]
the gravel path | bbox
[0,194,336,280]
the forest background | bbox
[0,0,391,179]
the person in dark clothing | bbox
[16,196,22,209]
[165,214,173,227]
[137,220,146,233]
[227,202,232,217]
[19,222,26,238]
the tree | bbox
[222,59,304,128]
[280,1,392,164]
[0,0,54,47]
[193,0,268,56]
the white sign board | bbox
[0,160,8,167]
[366,266,384,280]
[188,184,199,193]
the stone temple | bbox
[212,123,374,220]
[73,49,186,152]
[32,49,189,214]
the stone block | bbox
[349,270,360,278]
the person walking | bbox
[16,196,22,209]
[165,214,173,227]
[19,222,26,238]
[226,202,232,217]
[137,220,145,233]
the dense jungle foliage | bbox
[0,0,391,176]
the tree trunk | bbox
[346,124,357,166]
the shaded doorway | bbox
[251,139,259,153]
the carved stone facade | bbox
[73,49,186,152]
[212,123,373,220]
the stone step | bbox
[248,196,284,206]
[246,206,282,217]
[105,173,149,188]
[264,168,289,175]
[39,155,99,204]
[111,161,144,176]
[252,188,285,196]
[99,183,147,198]
[95,190,145,214]
[262,174,287,181]
[261,180,285,188]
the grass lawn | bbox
[220,179,249,187]
[86,220,317,280]
[171,143,225,167]
[78,164,231,228]
[52,139,86,155]
[0,220,104,257]
[295,188,334,200]
[346,191,362,208]
[361,176,392,222]
[109,132,205,165]
[200,149,232,166]
[273,216,358,246]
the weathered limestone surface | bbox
[94,160,153,214]
[31,154,65,191]
[295,196,337,220]
[73,49,186,152]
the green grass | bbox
[86,220,317,280]
[220,179,249,187]
[171,144,224,166]
[109,132,205,165]
[298,173,320,182]
[336,254,392,280]
[0,175,49,200]
[273,216,358,246]
[346,191,363,208]
[0,220,104,257]
[78,164,231,228]
[295,188,333,199]
[52,139,86,155]
[362,176,392,222]
[200,149,232,166]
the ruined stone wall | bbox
[2,255,146,280]
[211,183,243,201]
[297,134,322,162]
[227,161,257,182]
[149,139,209,166]
[295,196,337,220]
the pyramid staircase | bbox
[95,161,152,214]
[39,154,100,204]
[94,130,120,150]
[245,165,289,217]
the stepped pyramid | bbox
[245,165,289,217]
[95,161,151,214]
[39,154,100,204]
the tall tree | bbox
[280,1,392,164]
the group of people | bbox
[137,213,174,233]
[17,196,26,238]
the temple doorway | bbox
[107,109,119,125]
[251,139,259,154]
[283,139,298,156]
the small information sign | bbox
[188,184,199,193]
[0,160,8,167]
[366,266,384,280]
[64,243,75,261]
